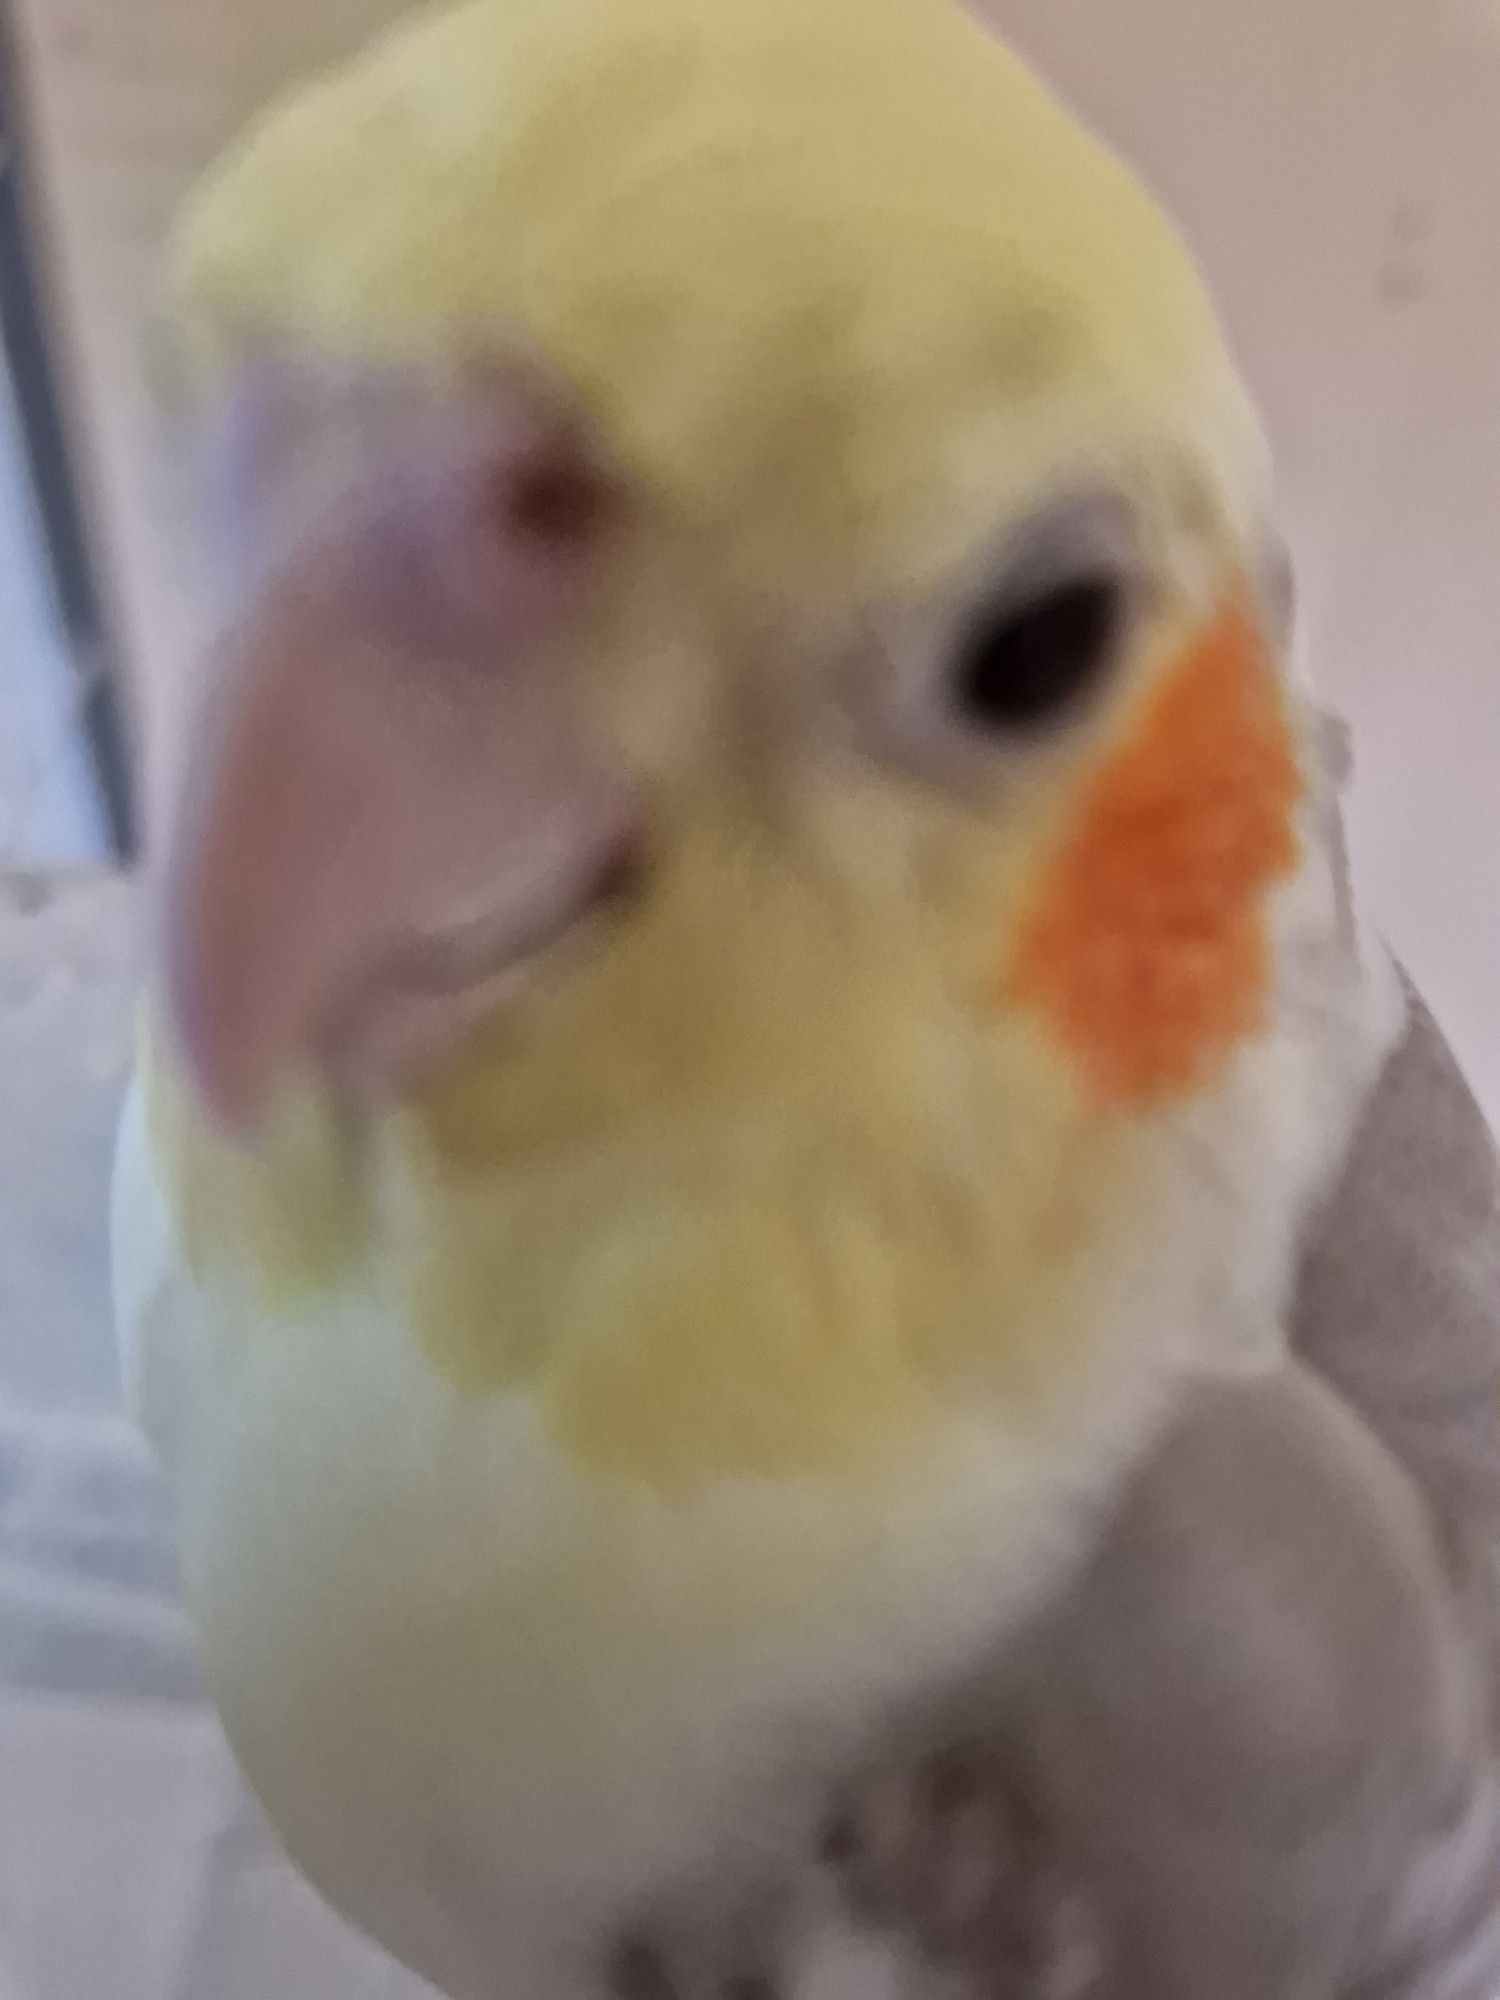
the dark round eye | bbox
[952,573,1127,731]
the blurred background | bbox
[0,0,1495,1994]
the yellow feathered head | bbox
[148,0,1313,1480]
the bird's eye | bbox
[952,573,1127,732]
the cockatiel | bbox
[112,0,1500,1996]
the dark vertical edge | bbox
[0,0,137,860]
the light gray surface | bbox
[0,874,134,1420]
[0,875,432,1998]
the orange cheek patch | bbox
[1005,599,1303,1110]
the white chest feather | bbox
[118,1089,1180,1998]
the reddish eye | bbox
[486,454,609,545]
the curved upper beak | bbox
[160,373,637,1132]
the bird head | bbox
[144,0,1315,1476]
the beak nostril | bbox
[592,825,650,910]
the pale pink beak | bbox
[161,372,638,1131]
